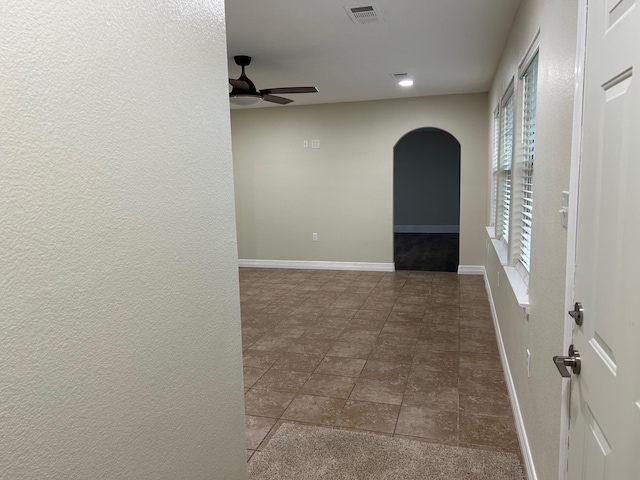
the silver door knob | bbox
[553,344,581,378]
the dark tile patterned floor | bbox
[239,268,521,464]
[394,233,459,272]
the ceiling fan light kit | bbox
[229,94,262,106]
[228,55,318,106]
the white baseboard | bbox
[484,273,537,480]
[394,224,460,234]
[238,259,395,272]
[457,265,485,275]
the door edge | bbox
[560,0,589,478]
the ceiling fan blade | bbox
[262,94,293,105]
[260,87,318,95]
[229,78,250,90]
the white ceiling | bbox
[225,0,522,108]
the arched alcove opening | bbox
[393,127,461,271]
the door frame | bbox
[559,0,588,478]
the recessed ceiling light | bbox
[392,73,413,87]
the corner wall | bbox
[1,2,247,478]
[485,0,578,478]
[231,94,488,267]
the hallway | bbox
[240,268,522,472]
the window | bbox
[490,108,500,227]
[497,92,514,243]
[519,53,538,274]
[487,34,538,311]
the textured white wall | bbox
[231,94,487,267]
[1,2,247,479]
[485,0,578,478]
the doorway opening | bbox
[393,128,461,271]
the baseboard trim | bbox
[238,259,395,272]
[394,224,460,234]
[484,273,538,480]
[457,265,485,275]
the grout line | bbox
[242,267,517,454]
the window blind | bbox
[520,54,538,272]
[491,109,500,227]
[498,93,514,243]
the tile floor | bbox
[240,268,520,463]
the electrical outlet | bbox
[312,233,318,241]
[303,139,309,148]
[526,349,531,377]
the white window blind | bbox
[498,93,514,243]
[490,109,500,227]
[519,54,538,273]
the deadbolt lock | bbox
[568,302,584,326]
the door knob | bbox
[553,344,581,378]
[568,302,584,326]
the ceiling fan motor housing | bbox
[234,55,252,67]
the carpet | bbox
[248,423,525,480]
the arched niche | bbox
[393,127,461,271]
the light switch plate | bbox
[311,139,320,149]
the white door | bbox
[566,0,640,478]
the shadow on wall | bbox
[393,127,461,271]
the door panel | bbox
[607,0,635,27]
[567,0,640,478]
[584,409,611,480]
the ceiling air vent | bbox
[345,4,381,24]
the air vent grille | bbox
[345,4,381,24]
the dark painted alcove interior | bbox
[393,128,461,271]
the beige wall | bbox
[1,2,247,479]
[232,94,488,267]
[485,0,578,478]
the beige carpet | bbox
[248,423,526,480]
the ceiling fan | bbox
[228,55,318,106]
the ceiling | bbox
[225,0,522,108]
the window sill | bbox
[485,226,496,239]
[504,266,530,315]
[487,228,530,315]
[491,238,508,266]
